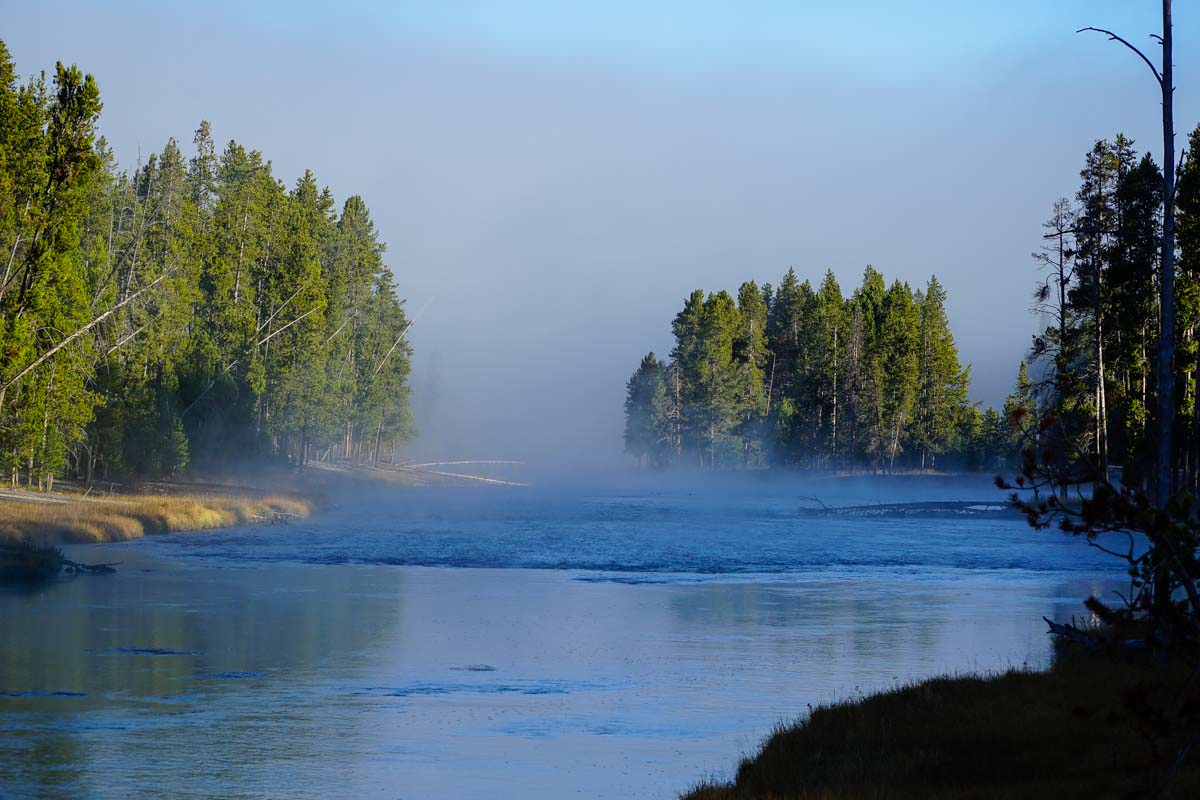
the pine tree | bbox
[624,353,668,467]
[695,291,741,467]
[0,59,104,487]
[1071,138,1120,471]
[633,267,975,473]
[671,289,707,460]
[912,276,969,469]
[847,267,887,467]
[878,280,919,471]
[813,271,845,466]
[0,43,414,484]
[733,281,768,466]
[1178,123,1200,488]
[767,269,818,465]
[1107,149,1160,476]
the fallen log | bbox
[797,500,1015,519]
[0,540,119,583]
[62,559,119,575]
[1043,616,1149,651]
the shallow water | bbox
[1,475,1123,799]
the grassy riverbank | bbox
[683,647,1200,799]
[0,486,313,545]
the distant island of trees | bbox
[0,41,413,488]
[626,124,1200,480]
[624,267,1031,472]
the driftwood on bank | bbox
[1043,616,1150,652]
[249,510,298,524]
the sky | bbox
[7,1,1199,471]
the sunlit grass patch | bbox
[0,489,314,545]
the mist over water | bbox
[2,5,1179,797]
[1,477,1126,798]
[148,473,1105,578]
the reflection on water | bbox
[0,479,1124,799]
[1,559,404,799]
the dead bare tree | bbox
[1079,1,1177,613]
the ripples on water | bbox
[144,475,1116,577]
[0,475,1124,799]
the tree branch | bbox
[370,319,414,379]
[257,305,319,348]
[1077,27,1164,85]
[1,268,173,393]
[323,311,358,344]
[104,321,151,357]
[256,283,307,334]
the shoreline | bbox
[0,480,319,583]
[0,462,489,576]
[0,483,317,546]
[681,648,1199,799]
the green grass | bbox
[682,647,1200,799]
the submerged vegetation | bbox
[625,269,1029,471]
[0,41,413,490]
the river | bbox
[0,474,1122,799]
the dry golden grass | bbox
[0,490,313,544]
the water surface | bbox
[0,475,1123,799]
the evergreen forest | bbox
[0,42,413,487]
[626,125,1200,482]
[625,268,1030,471]
[1030,130,1200,493]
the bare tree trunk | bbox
[765,352,776,415]
[831,327,838,467]
[1058,217,1072,500]
[1155,0,1177,614]
[234,211,247,304]
[1157,0,1176,504]
[1097,317,1108,472]
[1193,369,1200,492]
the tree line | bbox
[625,267,1032,471]
[0,42,413,487]
[1028,126,1200,495]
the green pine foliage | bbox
[0,43,413,486]
[628,267,1006,471]
[623,352,670,467]
[1030,130,1200,491]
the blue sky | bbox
[207,2,1151,69]
[212,1,1190,80]
[7,2,1197,468]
